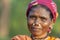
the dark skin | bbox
[11,5,60,40]
[27,6,53,38]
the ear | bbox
[51,19,54,25]
[49,19,54,29]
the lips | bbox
[31,26,42,32]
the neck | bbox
[31,32,48,39]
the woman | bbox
[12,0,60,40]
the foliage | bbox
[9,0,60,39]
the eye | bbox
[29,15,36,20]
[40,17,47,22]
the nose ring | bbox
[33,23,35,26]
[39,24,40,26]
[33,23,40,26]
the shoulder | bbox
[11,35,32,40]
[50,36,60,40]
[55,38,60,40]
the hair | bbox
[27,4,53,20]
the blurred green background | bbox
[9,0,60,38]
[0,0,60,40]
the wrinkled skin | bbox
[27,6,53,38]
[11,5,60,40]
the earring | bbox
[33,23,35,26]
[48,27,51,33]
[48,26,53,33]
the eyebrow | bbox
[29,14,48,19]
[40,16,47,20]
[29,15,37,18]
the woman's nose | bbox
[34,19,41,26]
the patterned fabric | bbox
[12,35,32,40]
[11,35,60,40]
[45,36,60,40]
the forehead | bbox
[29,6,51,18]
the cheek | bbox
[42,22,50,31]
[43,22,50,27]
[27,19,34,32]
[27,19,34,26]
[27,19,34,29]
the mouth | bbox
[31,26,42,32]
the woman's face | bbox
[27,6,52,36]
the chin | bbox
[31,31,43,36]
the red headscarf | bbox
[26,0,58,23]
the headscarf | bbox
[26,0,58,23]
